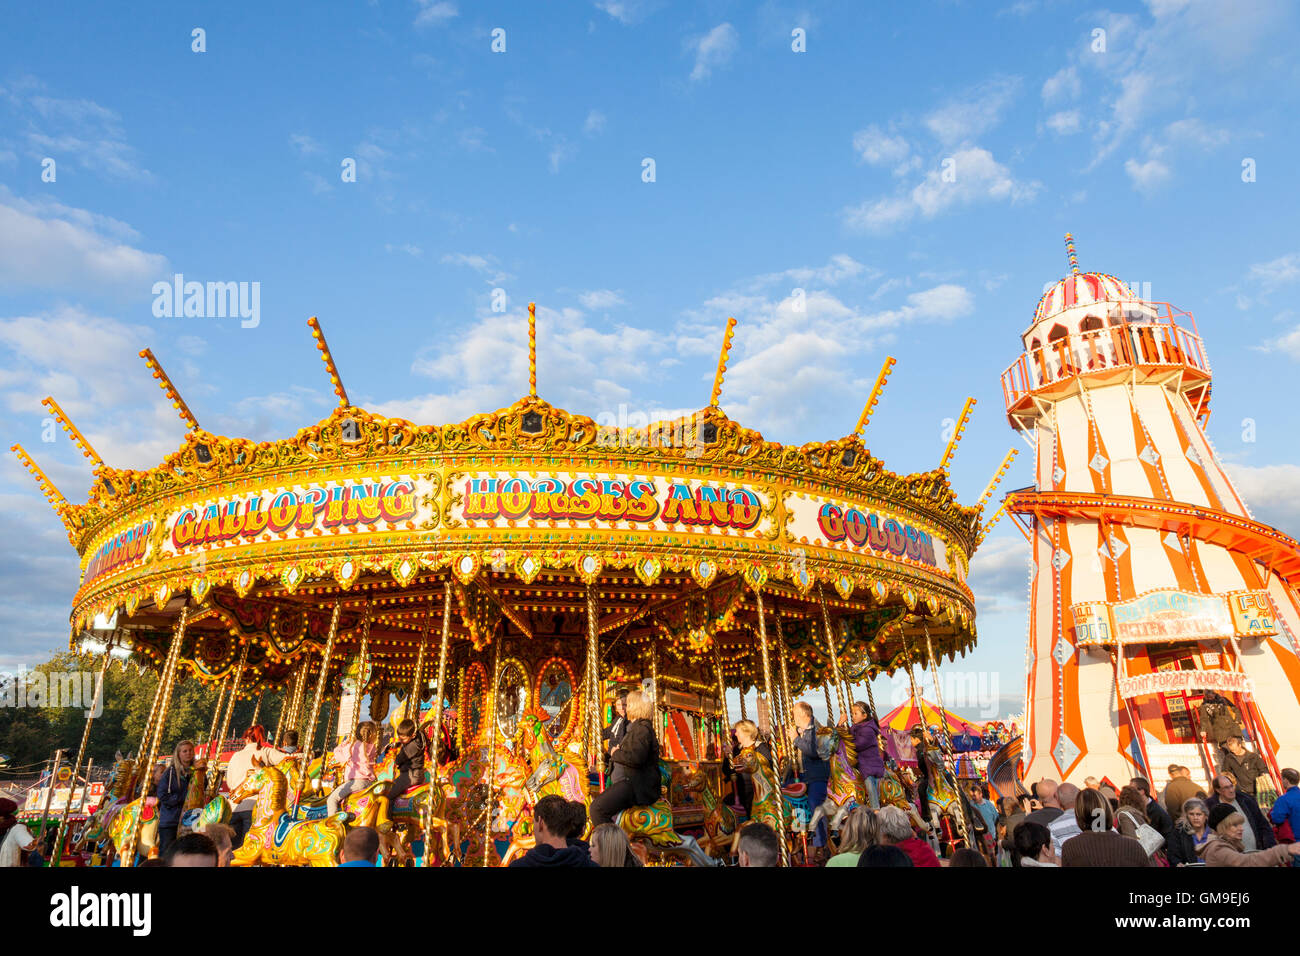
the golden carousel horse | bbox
[228,764,345,866]
[680,765,738,858]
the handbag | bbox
[1120,809,1165,856]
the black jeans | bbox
[590,780,639,827]
[157,825,178,855]
[386,771,423,803]
[230,810,252,849]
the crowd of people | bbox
[7,683,1300,869]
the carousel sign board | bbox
[1071,589,1276,646]
[81,469,958,587]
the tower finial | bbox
[853,356,897,436]
[1065,232,1079,275]
[528,302,537,398]
[709,317,737,408]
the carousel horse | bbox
[680,765,738,857]
[519,710,588,805]
[729,745,792,838]
[614,761,718,867]
[808,727,867,835]
[444,743,533,866]
[78,754,137,849]
[228,765,345,866]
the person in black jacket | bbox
[601,691,630,779]
[509,795,599,867]
[590,689,660,826]
[384,719,426,807]
[1129,776,1174,847]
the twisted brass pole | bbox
[292,601,341,813]
[484,634,501,867]
[125,604,189,865]
[350,600,371,739]
[52,639,115,865]
[816,582,850,723]
[429,582,452,773]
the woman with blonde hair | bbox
[827,807,877,867]
[153,739,205,855]
[328,720,380,816]
[731,719,774,817]
[589,822,642,867]
[590,689,660,826]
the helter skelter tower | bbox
[998,235,1300,791]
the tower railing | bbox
[1002,303,1210,410]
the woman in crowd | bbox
[153,739,204,856]
[1166,797,1212,866]
[589,822,642,867]
[996,795,1025,866]
[1012,821,1057,867]
[1115,784,1151,840]
[1060,788,1150,867]
[827,806,877,867]
[590,690,660,826]
[1200,804,1300,867]
[328,720,379,816]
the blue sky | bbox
[2,0,1299,720]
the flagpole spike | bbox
[528,302,537,399]
[709,317,737,408]
[306,317,351,408]
[138,349,200,431]
[853,356,897,436]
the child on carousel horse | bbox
[382,718,426,811]
[328,721,379,817]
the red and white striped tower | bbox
[1000,235,1300,792]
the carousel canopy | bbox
[14,310,1000,718]
[879,696,985,738]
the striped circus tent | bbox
[879,697,985,737]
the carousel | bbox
[14,307,1008,866]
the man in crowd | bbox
[508,795,598,867]
[1219,737,1269,800]
[1205,773,1275,852]
[1161,765,1204,820]
[737,822,780,867]
[1024,778,1064,827]
[339,826,380,867]
[1048,782,1082,858]
[163,833,219,867]
[1269,768,1300,847]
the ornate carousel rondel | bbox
[14,305,1009,866]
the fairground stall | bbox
[14,308,1005,865]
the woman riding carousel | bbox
[589,690,659,826]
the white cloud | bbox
[750,254,875,290]
[594,0,658,25]
[1045,110,1081,135]
[289,133,322,156]
[578,289,625,309]
[0,192,166,295]
[1041,66,1081,103]
[584,110,607,135]
[967,534,1032,616]
[688,23,739,82]
[1124,156,1170,192]
[16,90,153,183]
[1164,117,1229,148]
[852,125,910,166]
[1247,252,1300,289]
[385,243,424,258]
[846,147,1040,233]
[1224,463,1300,535]
[304,171,332,195]
[413,0,457,27]
[923,76,1021,144]
[440,252,513,285]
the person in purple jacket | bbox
[840,701,886,808]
